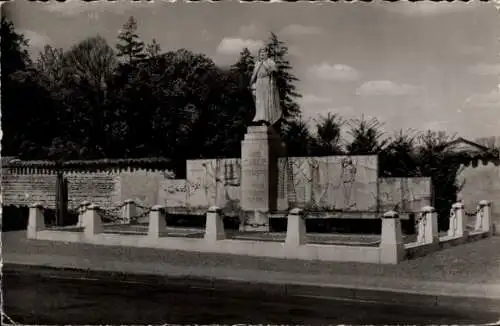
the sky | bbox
[3,0,500,140]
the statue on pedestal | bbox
[249,48,282,127]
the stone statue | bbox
[249,48,282,127]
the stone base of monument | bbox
[240,125,284,232]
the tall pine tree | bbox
[115,16,146,63]
[265,32,302,120]
[230,47,255,89]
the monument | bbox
[157,48,433,229]
[240,48,284,231]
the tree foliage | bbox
[115,16,146,63]
[311,113,344,156]
[1,17,31,77]
[36,45,66,92]
[145,38,161,59]
[230,47,255,89]
[282,119,312,157]
[379,129,419,177]
[1,17,51,158]
[65,35,117,92]
[345,116,387,154]
[265,32,302,120]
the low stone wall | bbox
[26,199,494,265]
[2,168,172,210]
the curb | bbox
[4,263,500,313]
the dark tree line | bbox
[2,16,465,217]
[1,17,304,164]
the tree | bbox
[62,36,118,158]
[379,129,419,177]
[1,17,31,78]
[228,47,255,131]
[107,48,249,164]
[65,35,116,91]
[36,45,67,99]
[265,32,302,120]
[230,47,255,89]
[282,119,312,157]
[162,49,249,159]
[145,38,161,59]
[115,16,146,63]
[345,116,387,155]
[311,113,344,156]
[2,68,63,158]
[414,130,459,230]
[0,19,56,158]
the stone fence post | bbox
[478,200,492,235]
[448,202,466,238]
[205,206,225,242]
[417,206,439,245]
[148,205,166,238]
[84,204,103,238]
[380,211,405,264]
[27,203,45,239]
[285,208,306,247]
[77,201,90,227]
[122,199,136,225]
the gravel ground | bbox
[3,231,500,284]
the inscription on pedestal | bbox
[241,147,270,211]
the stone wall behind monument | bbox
[2,168,172,210]
[3,157,434,217]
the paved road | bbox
[3,269,499,325]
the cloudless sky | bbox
[4,0,500,140]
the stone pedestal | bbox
[84,204,103,237]
[380,211,405,264]
[448,202,466,238]
[285,208,306,247]
[27,203,45,239]
[205,206,226,242]
[148,205,167,238]
[122,199,136,225]
[240,125,282,232]
[417,206,439,245]
[479,200,492,235]
[77,201,90,227]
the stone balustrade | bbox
[25,199,495,264]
